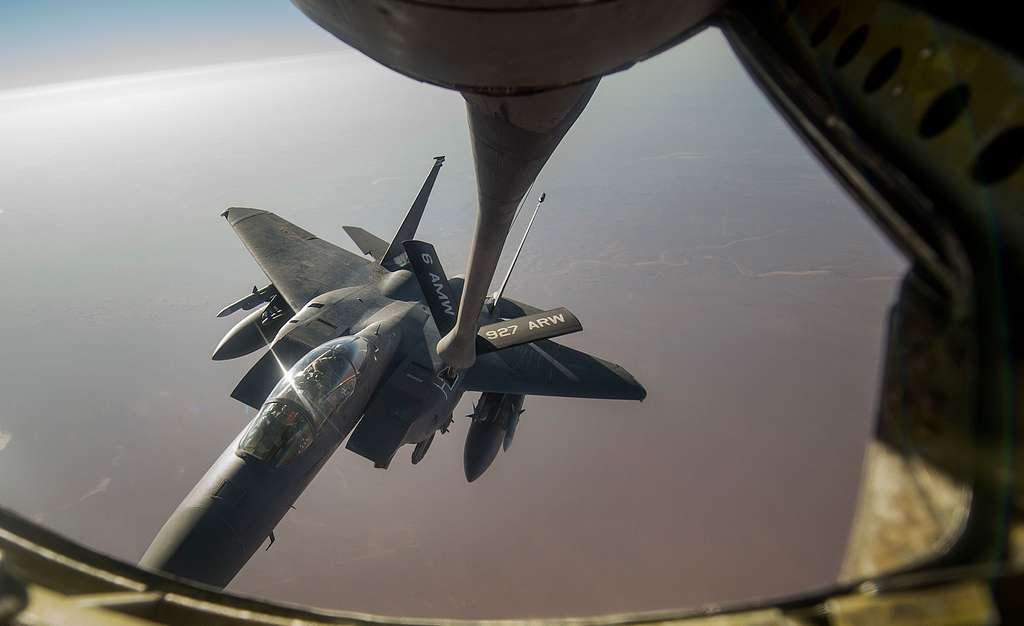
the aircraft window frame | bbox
[237,399,316,466]
[236,338,367,466]
[288,346,360,420]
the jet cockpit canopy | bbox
[237,337,369,465]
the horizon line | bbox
[0,50,352,103]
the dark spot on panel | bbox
[919,84,971,138]
[810,8,840,47]
[834,25,869,68]
[972,127,1024,185]
[863,47,902,93]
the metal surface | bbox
[436,84,597,369]
[139,158,644,588]
[289,0,723,94]
[721,0,1024,582]
[1,504,1017,625]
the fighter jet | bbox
[139,156,645,588]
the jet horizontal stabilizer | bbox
[465,339,646,401]
[403,240,458,336]
[342,226,389,262]
[475,307,582,355]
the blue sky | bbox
[1,0,339,89]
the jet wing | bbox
[223,207,373,311]
[463,339,646,401]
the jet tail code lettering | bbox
[404,240,458,335]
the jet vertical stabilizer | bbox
[381,156,445,270]
[403,240,458,336]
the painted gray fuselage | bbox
[141,268,475,587]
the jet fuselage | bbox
[141,269,475,587]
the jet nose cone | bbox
[140,505,248,588]
[140,451,264,588]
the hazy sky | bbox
[0,4,906,620]
[1,1,338,90]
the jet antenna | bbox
[509,180,535,233]
[490,192,545,312]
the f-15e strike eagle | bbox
[140,157,645,588]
